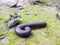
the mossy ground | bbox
[0,5,60,45]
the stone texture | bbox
[0,0,59,8]
[0,0,17,7]
[16,0,30,7]
[7,18,19,28]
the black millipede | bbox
[15,22,47,37]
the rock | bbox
[0,34,5,40]
[0,0,37,8]
[0,5,9,9]
[30,1,45,6]
[0,34,8,45]
[17,7,24,10]
[10,13,18,20]
[5,13,22,28]
[16,0,34,7]
[16,0,24,7]
[56,13,60,20]
[56,0,60,12]
[7,19,19,28]
[0,37,9,45]
[0,0,17,7]
[10,13,22,20]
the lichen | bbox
[0,5,60,45]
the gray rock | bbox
[56,13,60,20]
[0,0,17,7]
[16,0,24,7]
[0,34,5,40]
[7,19,19,28]
[16,0,32,7]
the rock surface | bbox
[7,19,19,28]
[0,0,37,8]
[5,13,21,28]
[0,34,5,40]
[0,0,59,8]
[16,0,31,7]
[0,0,17,7]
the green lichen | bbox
[0,5,60,45]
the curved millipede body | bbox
[15,22,47,37]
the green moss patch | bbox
[0,5,60,45]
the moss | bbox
[0,5,59,45]
[38,0,57,6]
